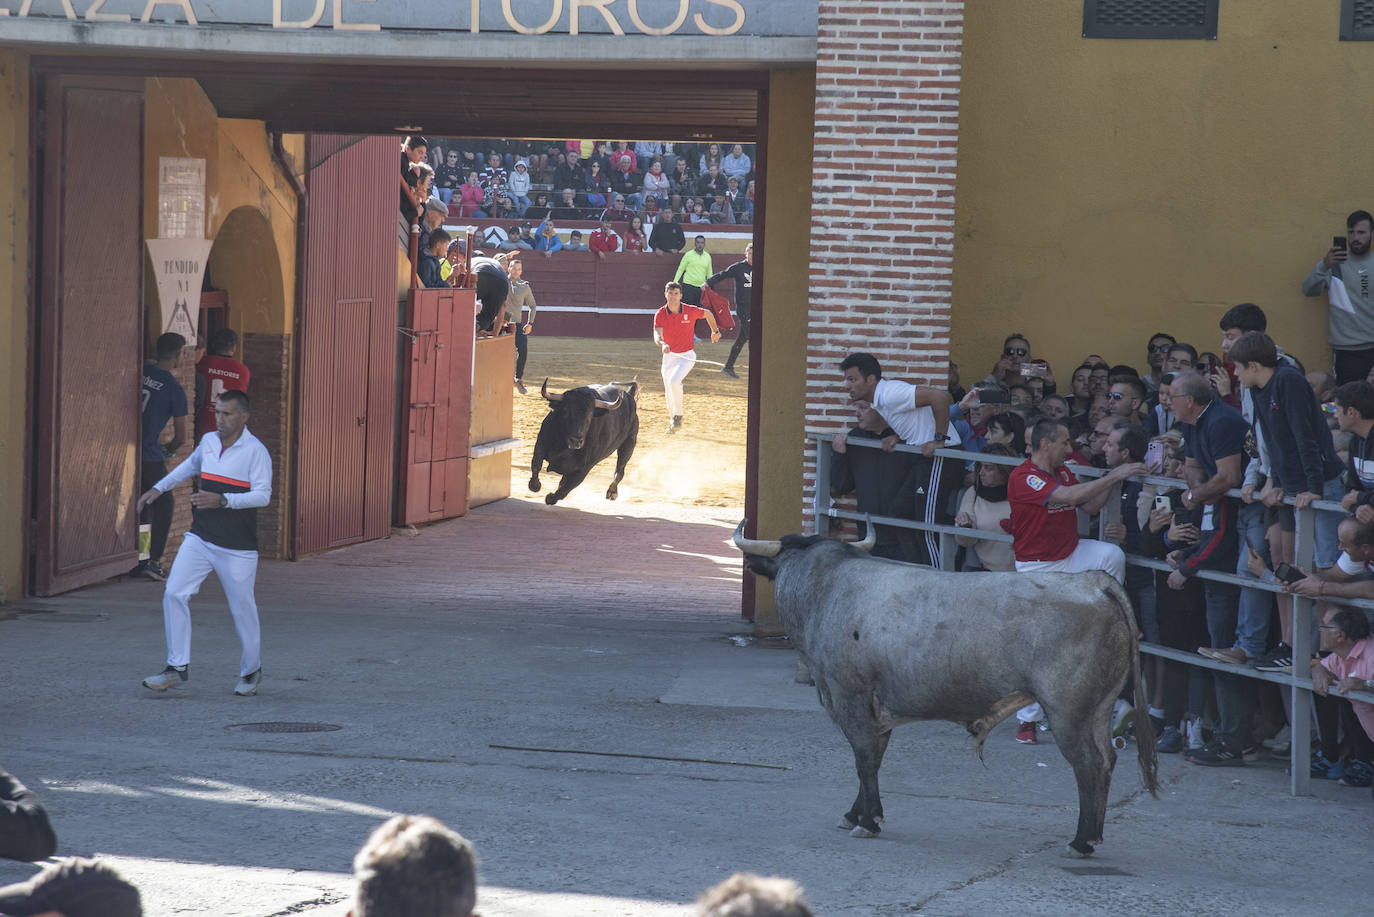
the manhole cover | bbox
[226,722,343,734]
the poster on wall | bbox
[158,157,206,240]
[146,238,214,343]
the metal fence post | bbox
[812,434,831,536]
[1289,502,1316,795]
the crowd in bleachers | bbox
[402,136,755,255]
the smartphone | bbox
[1173,510,1191,525]
[1020,362,1046,378]
[1145,441,1165,473]
[1335,235,1348,252]
[1273,562,1306,585]
[1154,494,1172,513]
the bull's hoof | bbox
[838,816,857,830]
[545,494,559,505]
[1065,840,1095,858]
[529,479,542,492]
[606,488,618,500]
[849,824,880,839]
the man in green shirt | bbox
[672,235,713,305]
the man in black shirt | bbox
[648,208,685,254]
[707,243,753,378]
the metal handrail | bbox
[808,431,1373,796]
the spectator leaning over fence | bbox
[625,215,648,253]
[589,219,622,259]
[534,216,562,257]
[1309,605,1374,788]
[830,404,924,565]
[649,208,686,254]
[955,442,1017,572]
[1102,424,1157,641]
[1302,209,1374,384]
[839,352,963,570]
[400,135,428,218]
[673,235,713,306]
[1231,331,1344,672]
[1006,417,1142,741]
[1163,370,1252,766]
[563,230,588,251]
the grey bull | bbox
[734,522,1158,857]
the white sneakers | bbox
[142,665,188,691]
[234,669,262,697]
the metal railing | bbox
[808,432,1374,796]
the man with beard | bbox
[1303,209,1374,383]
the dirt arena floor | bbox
[509,335,749,514]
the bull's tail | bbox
[1106,578,1159,797]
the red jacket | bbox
[589,228,622,254]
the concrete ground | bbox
[1,494,1369,916]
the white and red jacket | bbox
[155,428,272,551]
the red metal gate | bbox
[397,288,475,524]
[294,135,398,555]
[31,76,145,595]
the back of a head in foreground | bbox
[696,873,815,917]
[0,857,142,917]
[350,815,478,917]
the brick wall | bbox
[243,332,292,559]
[804,1,964,520]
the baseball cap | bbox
[0,858,142,917]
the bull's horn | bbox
[540,378,562,402]
[732,519,781,557]
[854,516,877,551]
[594,392,622,410]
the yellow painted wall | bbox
[142,80,298,339]
[752,65,816,634]
[952,2,1357,385]
[0,49,29,601]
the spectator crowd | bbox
[831,274,1374,792]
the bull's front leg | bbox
[529,446,545,493]
[547,463,594,505]
[605,430,637,501]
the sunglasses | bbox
[1149,343,1174,353]
[1318,624,1342,631]
[1004,347,1028,357]
[1108,392,1127,400]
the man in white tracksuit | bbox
[137,389,273,696]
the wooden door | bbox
[31,77,145,595]
[397,287,474,524]
[295,135,398,555]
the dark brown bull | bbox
[530,380,639,505]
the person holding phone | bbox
[1302,209,1374,384]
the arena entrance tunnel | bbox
[18,54,815,622]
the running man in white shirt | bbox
[838,352,962,567]
[136,389,273,696]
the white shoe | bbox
[1185,718,1206,751]
[143,665,188,691]
[1111,698,1134,738]
[234,669,261,696]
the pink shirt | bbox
[1320,637,1374,741]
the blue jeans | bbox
[437,188,455,204]
[1233,499,1273,660]
[1128,582,1159,644]
[623,192,645,211]
[510,193,531,217]
[1204,579,1252,748]
[1313,474,1346,568]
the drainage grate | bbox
[226,722,343,734]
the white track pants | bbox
[1014,539,1126,724]
[162,532,261,676]
[661,349,697,417]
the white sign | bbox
[158,157,206,240]
[146,238,214,343]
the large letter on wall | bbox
[569,0,623,35]
[274,0,325,27]
[140,0,197,23]
[626,0,687,35]
[693,0,743,35]
[333,0,379,30]
[502,0,561,34]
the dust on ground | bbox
[508,336,748,520]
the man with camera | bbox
[1302,209,1374,384]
